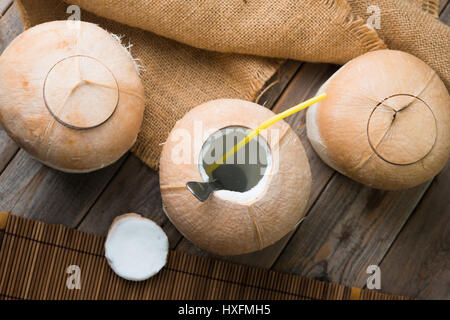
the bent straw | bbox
[206,93,328,175]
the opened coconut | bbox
[307,49,450,190]
[105,213,169,281]
[159,99,311,256]
[0,21,145,172]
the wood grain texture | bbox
[439,0,449,12]
[0,0,13,16]
[255,60,302,108]
[0,1,22,53]
[378,164,450,299]
[273,175,431,285]
[0,129,17,173]
[0,149,126,226]
[0,2,21,173]
[441,0,450,22]
[77,155,182,249]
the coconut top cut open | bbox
[0,21,145,172]
[159,99,311,256]
[306,50,450,190]
[105,214,169,281]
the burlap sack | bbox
[15,0,449,170]
[408,0,441,17]
[62,0,386,65]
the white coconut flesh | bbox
[198,126,273,204]
[105,214,169,281]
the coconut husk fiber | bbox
[15,0,449,170]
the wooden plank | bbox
[272,175,431,286]
[77,155,183,249]
[0,149,127,226]
[176,63,339,267]
[378,164,450,299]
[0,2,23,173]
[440,0,450,22]
[0,129,17,173]
[439,0,449,12]
[0,1,23,53]
[255,60,302,109]
[0,0,13,16]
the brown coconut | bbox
[159,99,311,256]
[0,21,145,172]
[306,50,450,190]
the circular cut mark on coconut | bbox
[199,126,272,203]
[105,214,169,281]
[367,94,437,166]
[43,55,119,130]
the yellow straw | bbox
[206,92,327,175]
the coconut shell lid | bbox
[43,55,119,129]
[309,50,450,189]
[366,94,437,166]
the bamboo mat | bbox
[0,212,409,300]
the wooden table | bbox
[1,0,449,300]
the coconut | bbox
[0,21,145,172]
[306,49,450,190]
[105,213,169,281]
[159,99,311,256]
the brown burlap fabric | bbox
[16,0,449,170]
[408,0,441,16]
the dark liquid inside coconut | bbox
[200,126,270,192]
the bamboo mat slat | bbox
[0,212,409,300]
